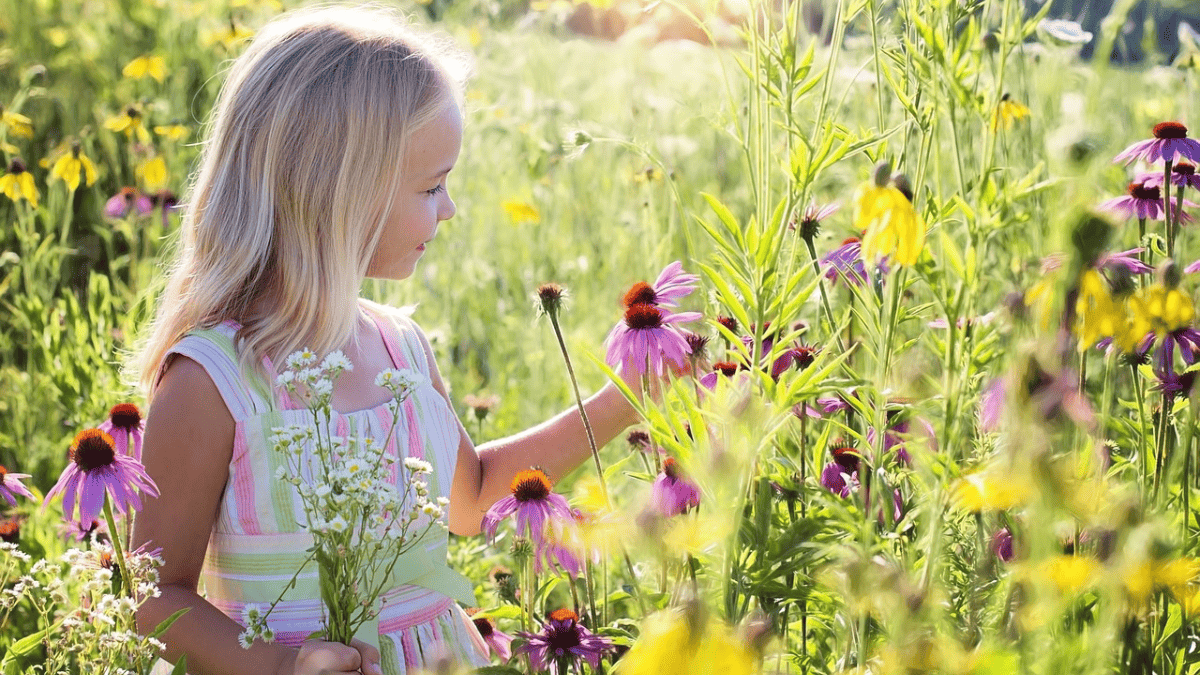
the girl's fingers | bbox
[349,638,383,675]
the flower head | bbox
[1144,160,1200,192]
[104,187,154,219]
[1099,179,1196,221]
[502,199,540,224]
[481,469,573,548]
[516,608,615,671]
[104,105,152,144]
[993,528,1015,562]
[792,200,839,241]
[856,164,926,266]
[43,428,160,526]
[0,108,33,138]
[0,159,38,208]
[620,262,699,310]
[604,304,701,378]
[536,282,567,317]
[648,458,701,517]
[463,393,501,421]
[472,615,515,661]
[48,141,98,192]
[98,403,145,461]
[991,93,1031,131]
[822,236,886,286]
[1114,122,1200,165]
[122,55,167,83]
[0,464,34,507]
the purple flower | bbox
[868,414,937,464]
[822,237,877,286]
[1098,179,1196,221]
[517,609,615,671]
[1149,328,1200,395]
[770,344,818,379]
[59,518,108,544]
[992,527,1014,562]
[979,377,1006,432]
[481,469,573,548]
[820,446,860,498]
[534,537,583,578]
[792,200,840,240]
[1114,122,1200,165]
[648,458,701,517]
[1098,248,1152,275]
[97,403,144,461]
[620,261,699,310]
[699,361,740,390]
[604,304,701,378]
[43,428,160,527]
[0,464,34,507]
[1143,160,1200,192]
[473,616,515,661]
[103,187,153,219]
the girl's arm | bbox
[131,357,301,675]
[410,327,640,536]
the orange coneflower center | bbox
[0,465,7,480]
[792,346,817,369]
[549,608,579,623]
[623,282,658,308]
[714,361,739,377]
[70,429,117,472]
[717,316,739,334]
[1176,162,1197,176]
[1129,182,1162,201]
[627,430,650,447]
[624,304,663,330]
[125,106,141,119]
[663,457,682,481]
[99,550,114,569]
[0,517,19,543]
[842,236,861,246]
[472,617,495,637]
[832,446,860,472]
[109,403,142,430]
[510,469,552,501]
[1154,121,1189,139]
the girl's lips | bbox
[417,244,426,251]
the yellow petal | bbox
[105,115,132,133]
[1045,555,1099,594]
[138,156,168,192]
[18,172,38,207]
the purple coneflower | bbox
[992,527,1015,562]
[820,446,860,498]
[770,344,818,379]
[99,403,144,461]
[822,237,869,286]
[604,304,700,378]
[1144,160,1200,192]
[792,200,840,241]
[60,518,108,544]
[481,469,573,548]
[620,261,699,310]
[0,516,20,543]
[700,361,740,390]
[0,464,34,506]
[1098,180,1195,221]
[534,536,583,578]
[979,377,1006,432]
[103,187,153,219]
[472,616,515,661]
[1098,248,1152,275]
[869,412,937,464]
[1114,121,1200,165]
[517,608,614,672]
[44,428,160,526]
[649,458,701,517]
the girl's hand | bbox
[619,358,702,406]
[281,638,382,675]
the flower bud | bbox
[1158,259,1182,289]
[872,160,892,188]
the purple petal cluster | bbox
[648,458,701,517]
[517,609,614,671]
[1114,122,1200,165]
[44,428,160,527]
[481,469,573,549]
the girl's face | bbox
[367,101,463,280]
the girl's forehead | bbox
[405,103,462,176]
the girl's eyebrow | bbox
[427,166,454,180]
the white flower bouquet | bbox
[239,350,448,648]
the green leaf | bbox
[1158,602,1182,650]
[147,607,192,640]
[169,655,189,675]
[473,667,526,675]
[475,605,524,620]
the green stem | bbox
[548,312,608,506]
[102,499,132,598]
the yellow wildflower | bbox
[1125,557,1200,607]
[616,610,755,675]
[855,164,926,266]
[633,166,663,183]
[105,106,152,144]
[205,22,255,50]
[991,93,1031,131]
[137,156,168,192]
[952,470,1034,512]
[1,109,33,138]
[1075,270,1123,351]
[1045,555,1100,594]
[0,159,39,207]
[502,199,540,224]
[1137,283,1194,334]
[48,142,98,192]
[122,55,167,83]
[153,123,189,141]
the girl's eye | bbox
[425,184,445,196]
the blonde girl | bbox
[131,6,643,674]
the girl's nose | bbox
[439,194,456,221]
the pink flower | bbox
[992,527,1014,562]
[472,616,515,661]
[1143,160,1200,192]
[534,538,583,577]
[98,403,144,461]
[481,469,573,548]
[1098,179,1196,221]
[43,428,160,527]
[103,187,153,219]
[620,261,699,309]
[1114,122,1200,165]
[517,609,614,672]
[604,304,701,378]
[648,458,700,517]
[0,464,34,507]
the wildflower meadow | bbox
[7,0,1200,673]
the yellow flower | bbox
[502,198,540,224]
[662,513,729,556]
[137,156,168,192]
[1,109,33,138]
[1125,557,1200,607]
[122,55,167,83]
[48,142,98,192]
[952,470,1034,512]
[153,123,189,141]
[616,610,755,675]
[855,179,926,266]
[105,106,152,144]
[1045,555,1100,594]
[204,22,255,50]
[1137,283,1195,334]
[1075,270,1123,350]
[991,93,1030,131]
[633,166,663,183]
[0,159,39,207]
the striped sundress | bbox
[151,301,489,675]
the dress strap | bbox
[160,322,276,422]
[361,302,428,377]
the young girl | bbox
[130,7,646,675]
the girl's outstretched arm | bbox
[409,327,640,536]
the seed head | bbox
[684,332,710,359]
[536,283,567,317]
[1153,121,1189,140]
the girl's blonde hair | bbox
[132,4,469,397]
